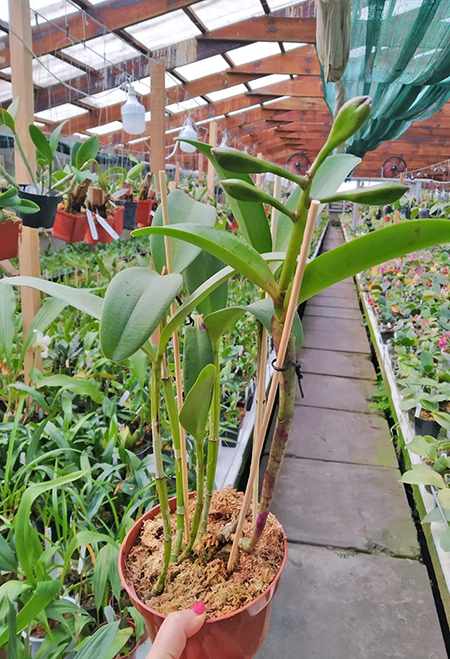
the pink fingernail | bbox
[190,601,206,615]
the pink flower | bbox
[439,337,447,349]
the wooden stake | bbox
[158,170,190,540]
[9,0,42,382]
[150,61,166,199]
[394,172,404,224]
[250,173,281,523]
[228,200,321,572]
[175,161,181,187]
[207,121,217,202]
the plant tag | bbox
[86,208,98,241]
[95,212,119,240]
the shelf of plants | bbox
[342,208,450,619]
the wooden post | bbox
[175,160,181,187]
[198,152,205,182]
[150,60,166,199]
[394,172,404,223]
[207,121,217,202]
[9,0,42,380]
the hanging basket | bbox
[0,219,21,260]
[136,199,153,227]
[18,190,61,229]
[52,209,88,243]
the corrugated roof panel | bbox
[192,0,264,30]
[3,54,84,87]
[283,42,307,51]
[166,97,208,113]
[206,83,247,101]
[35,103,88,122]
[267,0,307,10]
[175,55,229,82]
[83,88,128,109]
[227,42,281,65]
[0,79,12,103]
[125,10,201,50]
[249,74,290,89]
[61,34,139,69]
[87,120,123,135]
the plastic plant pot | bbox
[113,207,124,234]
[414,405,440,439]
[119,494,287,659]
[122,201,138,230]
[52,210,88,243]
[85,215,115,245]
[419,209,430,219]
[18,190,61,229]
[136,199,152,226]
[0,219,21,260]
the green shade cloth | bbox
[321,0,450,157]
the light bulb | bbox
[179,119,198,153]
[121,86,146,135]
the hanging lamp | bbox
[179,117,198,153]
[121,85,146,135]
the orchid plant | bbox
[4,96,450,596]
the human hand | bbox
[146,602,206,659]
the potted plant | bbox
[85,184,120,245]
[52,136,102,243]
[5,96,450,657]
[106,157,146,230]
[0,188,39,260]
[136,172,156,227]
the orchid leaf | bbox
[180,364,215,441]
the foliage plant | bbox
[4,95,450,599]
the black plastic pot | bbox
[133,433,153,458]
[419,209,430,219]
[414,408,440,439]
[18,190,61,228]
[221,427,239,447]
[122,201,138,230]
[380,328,395,344]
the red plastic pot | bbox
[118,494,287,659]
[136,200,152,227]
[113,207,124,234]
[0,220,20,260]
[52,209,88,243]
[85,214,115,244]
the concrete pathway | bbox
[258,225,447,658]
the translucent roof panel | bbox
[227,42,281,66]
[206,83,247,102]
[192,0,265,31]
[30,0,78,26]
[87,121,123,136]
[165,73,182,89]
[132,78,151,96]
[262,95,291,105]
[3,54,84,87]
[175,55,229,82]
[227,103,260,116]
[166,97,207,113]
[249,74,290,90]
[83,88,128,109]
[0,80,12,103]
[267,0,308,9]
[128,136,149,145]
[197,115,225,125]
[125,11,201,51]
[61,34,139,70]
[283,42,307,51]
[35,103,88,122]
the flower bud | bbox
[326,96,372,150]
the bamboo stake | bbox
[394,171,404,224]
[227,200,320,572]
[250,174,281,523]
[158,170,190,541]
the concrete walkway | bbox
[258,225,447,659]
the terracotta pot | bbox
[118,494,287,659]
[52,209,88,243]
[85,215,115,244]
[0,219,20,260]
[136,200,152,227]
[113,207,124,235]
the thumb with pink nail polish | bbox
[147,602,207,658]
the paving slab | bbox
[258,544,445,659]
[278,405,397,467]
[302,326,370,354]
[303,314,365,332]
[304,305,362,320]
[308,295,361,309]
[295,372,378,413]
[300,347,375,380]
[315,287,358,300]
[263,456,420,557]
[316,282,357,297]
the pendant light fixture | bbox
[178,117,198,153]
[121,85,146,135]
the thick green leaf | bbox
[422,508,450,523]
[14,198,40,214]
[75,621,121,659]
[0,284,15,368]
[140,224,278,299]
[100,267,182,362]
[183,320,214,395]
[0,108,15,133]
[0,535,17,572]
[310,154,361,200]
[15,470,88,583]
[300,221,450,303]
[61,531,118,581]
[0,277,103,319]
[49,121,66,156]
[400,465,445,489]
[29,125,53,163]
[319,182,409,205]
[0,581,62,646]
[176,138,271,253]
[407,435,437,460]
[438,488,450,510]
[180,364,215,441]
[203,297,303,349]
[133,189,216,274]
[35,374,103,404]
[184,251,228,315]
[75,135,100,169]
[212,146,305,186]
[432,411,450,431]
[127,162,145,179]
[275,185,301,253]
[221,179,295,219]
[94,544,119,610]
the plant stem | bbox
[243,319,296,552]
[179,435,204,559]
[14,131,37,190]
[195,339,220,542]
[151,358,172,595]
[277,187,310,295]
[161,363,184,564]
